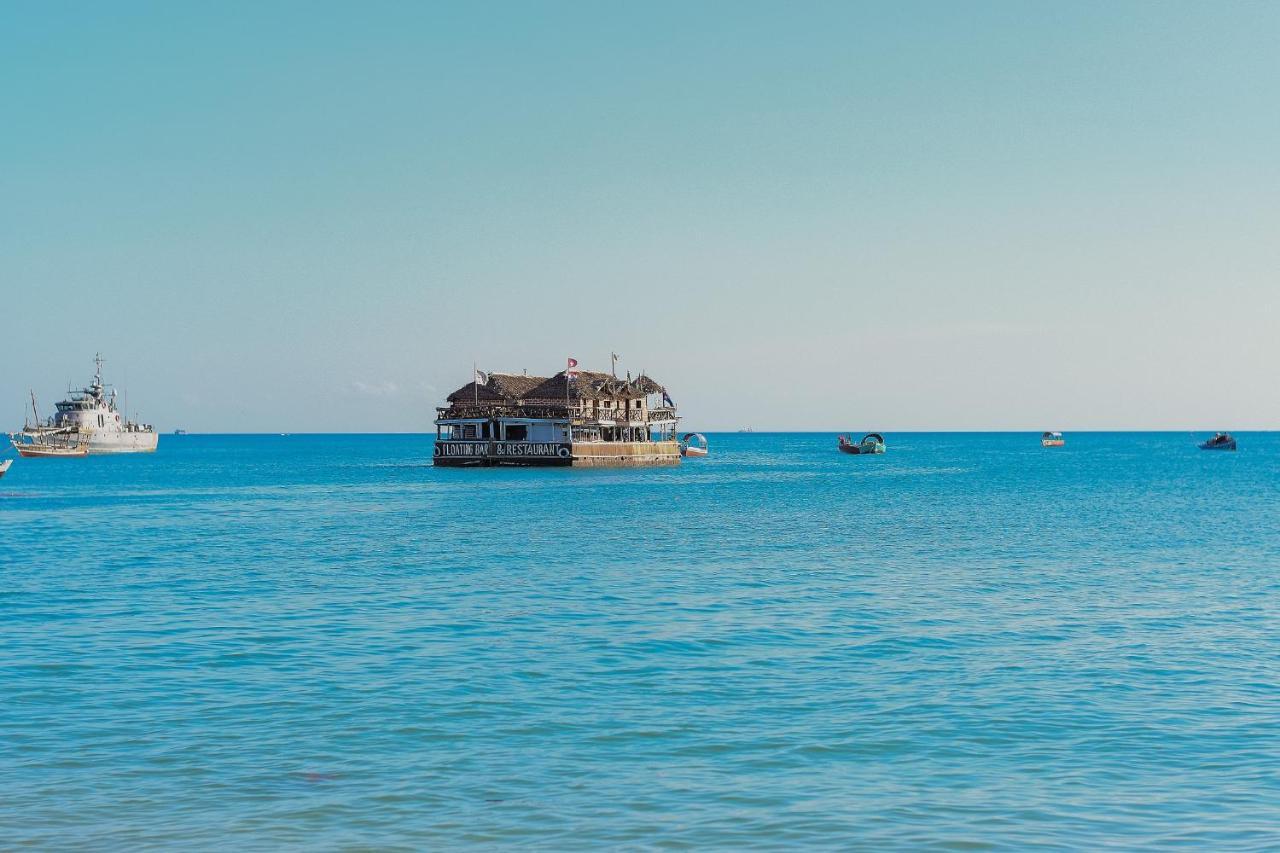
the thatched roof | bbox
[446,372,545,403]
[445,369,667,405]
[522,371,671,402]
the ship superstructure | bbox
[434,365,680,467]
[14,354,158,454]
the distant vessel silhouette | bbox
[1199,432,1236,451]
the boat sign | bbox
[435,441,489,458]
[434,441,571,460]
[495,442,570,458]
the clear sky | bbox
[3,2,1277,432]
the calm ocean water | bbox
[3,432,1279,849]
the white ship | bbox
[14,354,158,454]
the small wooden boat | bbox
[0,459,11,478]
[680,432,708,457]
[13,443,89,458]
[1041,431,1065,447]
[1199,432,1237,451]
[838,433,885,455]
[9,433,89,458]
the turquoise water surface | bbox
[3,432,1279,848]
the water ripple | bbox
[3,432,1280,848]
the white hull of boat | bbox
[20,429,158,454]
[81,432,160,454]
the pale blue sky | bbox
[3,2,1277,431]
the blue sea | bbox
[3,432,1279,849]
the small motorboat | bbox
[1199,432,1237,451]
[1042,431,1065,447]
[680,432,708,458]
[838,433,885,455]
[0,459,11,478]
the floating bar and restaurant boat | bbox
[838,433,886,455]
[680,433,708,458]
[1041,431,1065,447]
[15,355,158,454]
[1199,432,1237,451]
[434,363,681,467]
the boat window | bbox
[506,424,528,441]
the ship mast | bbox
[91,352,106,401]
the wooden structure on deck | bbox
[434,368,681,467]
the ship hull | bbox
[21,429,158,454]
[435,457,572,468]
[572,440,681,468]
[433,440,680,468]
[81,432,160,454]
[838,443,885,455]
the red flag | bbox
[566,356,579,379]
[567,357,578,369]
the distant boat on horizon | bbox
[1042,431,1065,447]
[1199,432,1236,451]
